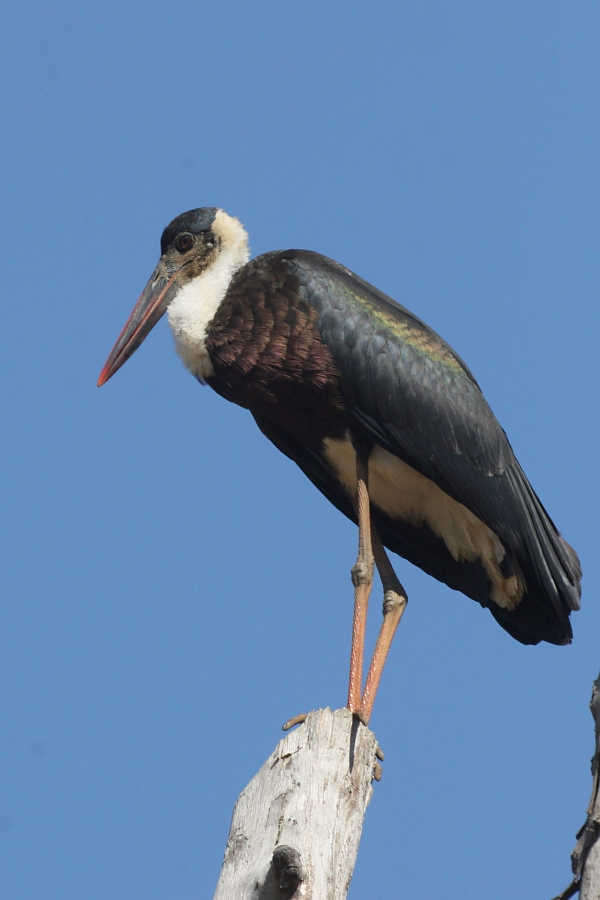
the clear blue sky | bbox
[1,2,599,897]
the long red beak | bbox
[97,262,180,387]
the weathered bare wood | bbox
[213,707,379,900]
[571,671,600,899]
[553,671,600,900]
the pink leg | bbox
[347,452,375,718]
[360,526,408,724]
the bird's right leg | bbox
[360,525,407,724]
[347,450,375,720]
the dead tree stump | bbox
[213,707,379,899]
[571,672,600,899]
[553,671,600,900]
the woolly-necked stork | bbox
[98,207,581,723]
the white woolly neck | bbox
[167,210,250,380]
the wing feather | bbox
[288,251,580,630]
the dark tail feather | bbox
[488,588,573,645]
[495,466,581,645]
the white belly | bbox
[322,438,523,610]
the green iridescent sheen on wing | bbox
[341,282,467,376]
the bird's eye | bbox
[175,233,194,253]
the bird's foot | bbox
[282,713,308,732]
[350,707,368,726]
[282,713,384,779]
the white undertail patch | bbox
[323,438,525,610]
[167,209,250,380]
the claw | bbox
[282,713,308,732]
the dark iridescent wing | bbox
[288,250,581,624]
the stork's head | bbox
[98,208,249,386]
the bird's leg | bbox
[347,449,375,720]
[360,525,408,724]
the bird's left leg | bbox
[347,447,375,719]
[360,526,408,724]
[284,445,374,731]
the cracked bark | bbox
[213,708,378,899]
